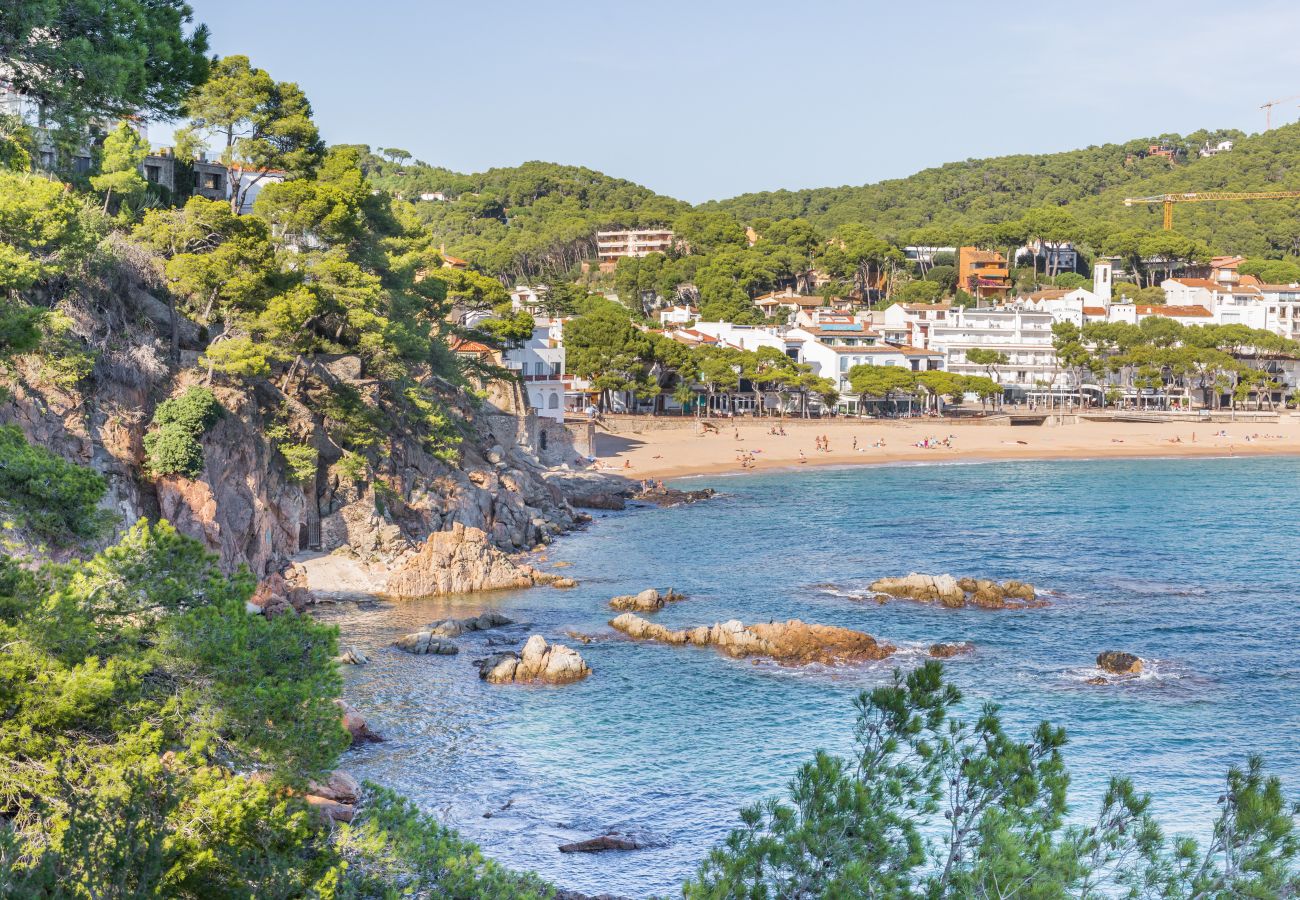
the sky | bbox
[186,0,1300,203]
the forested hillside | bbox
[706,125,1300,258]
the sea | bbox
[324,456,1300,897]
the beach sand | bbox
[588,415,1300,479]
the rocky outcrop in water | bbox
[929,642,975,659]
[633,485,716,507]
[608,587,685,612]
[335,699,383,745]
[393,632,460,655]
[384,524,573,597]
[476,635,591,684]
[610,613,894,665]
[869,573,1042,609]
[1097,651,1143,675]
[428,610,514,638]
[558,832,647,853]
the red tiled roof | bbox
[1082,306,1107,316]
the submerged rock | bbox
[869,573,1044,609]
[609,613,894,665]
[608,587,686,612]
[476,635,591,684]
[1097,651,1143,675]
[384,523,570,597]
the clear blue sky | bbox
[187,0,1300,203]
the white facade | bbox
[929,306,1058,386]
[505,319,567,422]
[658,305,698,326]
[689,321,786,353]
[596,228,675,261]
[1161,279,1268,329]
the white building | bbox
[877,303,954,349]
[687,321,786,353]
[504,318,567,422]
[510,285,549,315]
[929,306,1058,386]
[658,305,699,326]
[596,228,675,262]
[1161,278,1268,329]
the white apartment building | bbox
[878,303,954,349]
[787,323,941,399]
[595,228,675,262]
[1161,278,1268,329]
[687,321,786,353]
[929,306,1058,386]
[504,318,567,422]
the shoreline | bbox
[589,417,1300,479]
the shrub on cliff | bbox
[0,424,108,542]
[686,661,1300,898]
[144,387,221,478]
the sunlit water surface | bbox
[323,456,1300,897]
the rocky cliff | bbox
[1,262,598,579]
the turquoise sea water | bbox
[328,456,1300,897]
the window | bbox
[547,393,559,409]
[144,165,160,183]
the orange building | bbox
[956,247,1011,300]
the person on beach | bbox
[798,449,807,463]
[852,435,858,451]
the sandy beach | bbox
[588,415,1300,479]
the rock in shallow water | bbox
[928,642,974,659]
[476,635,591,684]
[607,587,686,612]
[1096,650,1143,675]
[558,832,647,853]
[427,610,513,638]
[609,613,893,665]
[869,573,1044,609]
[393,632,460,655]
[384,523,573,597]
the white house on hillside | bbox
[504,318,567,422]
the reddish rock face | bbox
[383,523,566,598]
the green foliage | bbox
[0,425,107,543]
[278,443,319,485]
[0,114,33,173]
[335,451,369,483]
[332,786,554,898]
[176,55,324,214]
[896,279,942,303]
[144,387,220,478]
[90,122,149,211]
[154,386,221,433]
[688,661,1300,898]
[143,424,205,479]
[0,0,209,129]
[477,308,536,347]
[847,364,916,398]
[0,171,98,296]
[203,335,273,377]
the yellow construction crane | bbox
[1261,94,1300,129]
[1123,191,1300,230]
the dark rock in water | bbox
[558,832,646,853]
[928,642,974,659]
[1096,651,1143,675]
[634,486,716,507]
[555,891,633,900]
[1085,676,1110,686]
[335,699,383,744]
